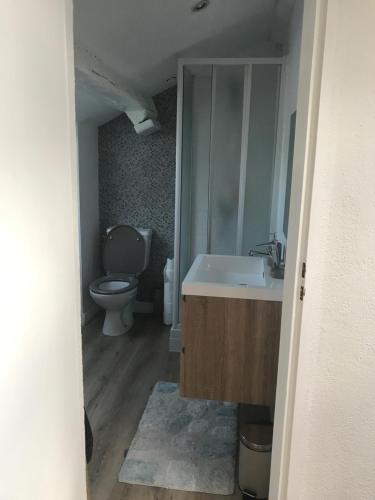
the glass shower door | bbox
[178,67,194,290]
[208,65,245,255]
[175,61,281,326]
[241,64,281,254]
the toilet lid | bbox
[103,225,146,275]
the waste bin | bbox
[238,405,273,499]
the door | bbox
[269,1,329,499]
[0,1,87,499]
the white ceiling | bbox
[74,0,291,123]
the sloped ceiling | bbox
[74,0,293,124]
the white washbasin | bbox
[182,254,283,301]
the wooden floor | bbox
[82,314,241,500]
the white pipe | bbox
[163,258,174,325]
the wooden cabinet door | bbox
[180,295,281,406]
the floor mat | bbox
[118,381,238,495]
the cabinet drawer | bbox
[180,295,281,406]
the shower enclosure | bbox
[172,58,283,334]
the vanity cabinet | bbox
[180,295,282,406]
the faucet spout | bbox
[248,249,271,257]
[250,236,285,270]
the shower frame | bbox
[172,58,285,335]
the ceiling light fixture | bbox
[191,0,210,13]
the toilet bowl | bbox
[89,226,152,336]
[90,274,138,336]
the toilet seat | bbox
[89,274,138,295]
[103,225,146,275]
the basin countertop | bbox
[182,254,283,302]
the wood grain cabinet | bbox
[180,295,282,406]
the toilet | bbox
[89,225,152,336]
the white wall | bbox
[287,1,375,498]
[0,1,87,499]
[270,0,303,244]
[78,120,101,323]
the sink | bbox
[182,254,283,301]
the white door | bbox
[270,1,328,498]
[0,1,87,499]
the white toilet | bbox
[89,225,152,336]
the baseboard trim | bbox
[169,324,181,353]
[134,301,154,314]
[81,304,100,327]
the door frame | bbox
[269,1,328,498]
[77,1,329,497]
[172,7,329,491]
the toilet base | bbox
[102,303,134,336]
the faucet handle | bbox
[257,233,279,248]
[256,240,274,247]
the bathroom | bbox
[75,1,303,499]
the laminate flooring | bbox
[82,313,241,500]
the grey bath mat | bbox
[118,381,238,495]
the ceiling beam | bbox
[74,45,158,126]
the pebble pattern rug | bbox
[119,381,238,495]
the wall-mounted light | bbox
[191,0,210,13]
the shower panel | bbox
[173,59,282,330]
[208,65,244,255]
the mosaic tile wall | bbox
[98,87,177,302]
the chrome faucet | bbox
[249,234,284,270]
[248,248,272,258]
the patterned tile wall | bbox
[98,86,177,302]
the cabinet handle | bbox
[181,346,185,354]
